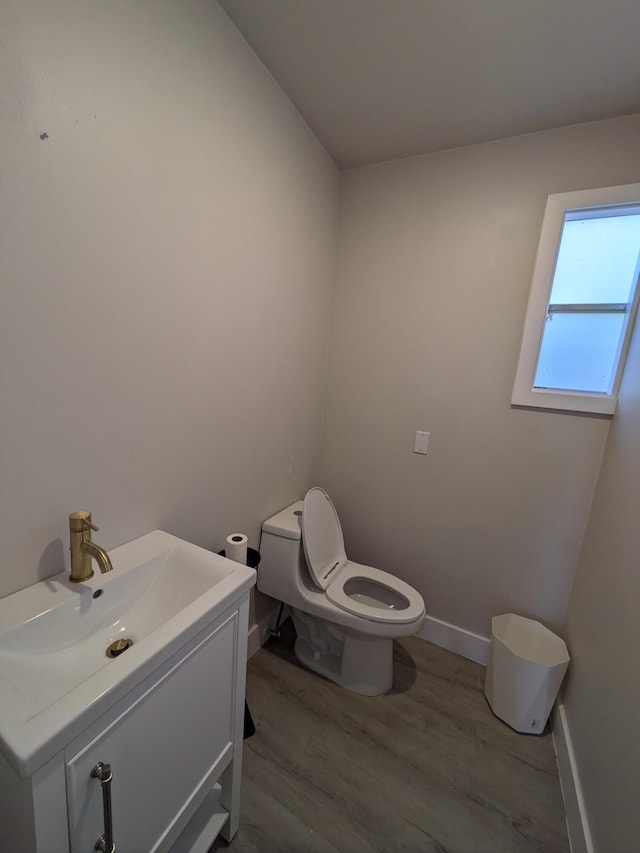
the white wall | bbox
[561,299,640,850]
[0,0,339,603]
[320,115,640,639]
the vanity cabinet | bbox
[0,595,251,853]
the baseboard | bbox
[552,703,594,853]
[250,609,491,665]
[416,614,491,665]
[247,604,289,658]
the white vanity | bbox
[0,531,256,852]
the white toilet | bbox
[258,487,426,696]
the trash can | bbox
[484,614,569,735]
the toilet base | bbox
[292,609,394,696]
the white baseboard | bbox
[247,604,288,658]
[416,614,491,665]
[251,609,491,666]
[250,609,491,665]
[253,611,490,667]
[552,703,594,853]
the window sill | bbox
[511,387,616,416]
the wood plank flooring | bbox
[214,621,569,853]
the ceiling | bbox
[218,0,640,169]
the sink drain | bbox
[106,638,133,658]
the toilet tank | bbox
[258,501,304,601]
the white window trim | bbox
[512,183,640,416]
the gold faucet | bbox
[69,511,113,582]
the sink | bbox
[0,530,255,777]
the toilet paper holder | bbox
[218,546,261,569]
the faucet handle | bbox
[69,511,99,534]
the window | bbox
[512,183,640,414]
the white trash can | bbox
[484,614,569,735]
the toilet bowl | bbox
[258,488,426,695]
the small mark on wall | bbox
[39,132,49,140]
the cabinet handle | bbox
[91,762,116,853]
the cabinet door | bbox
[66,614,237,853]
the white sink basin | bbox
[0,530,255,777]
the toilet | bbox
[258,487,426,696]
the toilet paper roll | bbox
[225,533,248,565]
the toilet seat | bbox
[326,561,425,624]
[302,488,425,625]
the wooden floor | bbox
[214,621,569,853]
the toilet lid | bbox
[301,487,347,590]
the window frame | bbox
[512,183,640,415]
